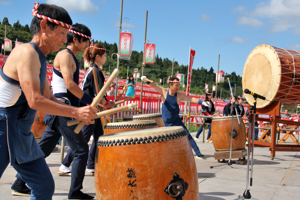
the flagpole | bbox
[4,25,6,60]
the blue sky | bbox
[1,0,300,76]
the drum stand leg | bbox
[234,99,259,200]
[60,136,66,163]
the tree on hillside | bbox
[2,17,11,26]
[13,20,22,31]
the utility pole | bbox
[171,58,174,76]
[215,54,220,99]
[140,11,148,112]
[113,0,123,122]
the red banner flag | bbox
[186,48,196,95]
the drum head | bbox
[212,115,242,121]
[98,126,186,146]
[242,44,281,108]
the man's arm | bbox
[179,93,203,104]
[17,47,96,121]
[58,53,85,99]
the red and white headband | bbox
[69,29,92,40]
[32,2,72,29]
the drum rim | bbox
[104,120,157,129]
[123,113,162,120]
[98,126,186,146]
[212,115,243,120]
[242,44,281,108]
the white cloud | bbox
[201,14,211,22]
[236,0,300,33]
[233,6,246,13]
[230,37,248,43]
[288,44,300,50]
[113,22,136,29]
[46,0,98,13]
[0,0,11,5]
[237,17,263,28]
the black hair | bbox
[67,23,91,45]
[30,3,72,35]
[128,75,134,84]
[205,93,212,101]
[168,76,180,87]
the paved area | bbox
[0,131,300,200]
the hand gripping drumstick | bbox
[67,102,137,126]
[103,96,134,109]
[74,68,119,133]
[141,76,153,84]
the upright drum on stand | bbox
[95,126,199,200]
[103,120,157,135]
[123,113,165,127]
[243,44,300,109]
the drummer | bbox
[59,43,107,176]
[195,92,216,142]
[141,76,207,160]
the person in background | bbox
[281,109,292,119]
[107,83,116,96]
[195,92,215,142]
[237,96,245,117]
[125,75,136,97]
[223,95,238,116]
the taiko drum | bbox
[31,111,46,141]
[243,44,300,108]
[211,116,246,151]
[123,113,165,127]
[95,126,199,200]
[103,120,157,135]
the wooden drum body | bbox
[243,44,300,108]
[95,127,198,200]
[211,116,246,151]
[123,113,165,127]
[103,120,157,135]
[31,111,46,141]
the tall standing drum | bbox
[123,113,165,127]
[95,127,199,200]
[211,116,246,151]
[243,44,300,108]
[103,120,157,135]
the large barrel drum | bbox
[31,111,46,141]
[211,116,246,151]
[103,120,157,135]
[243,44,300,108]
[123,113,165,127]
[95,126,199,200]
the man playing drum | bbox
[141,76,207,159]
[0,3,97,200]
[11,23,98,199]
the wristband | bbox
[146,81,151,84]
[198,100,203,104]
[80,92,93,104]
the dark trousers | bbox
[196,124,212,140]
[62,118,103,169]
[38,115,89,199]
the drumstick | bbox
[74,68,119,133]
[117,87,126,101]
[103,97,134,109]
[67,103,137,126]
[141,76,153,83]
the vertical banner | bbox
[15,41,22,47]
[119,32,133,60]
[4,38,12,51]
[144,43,155,64]
[185,48,196,95]
[212,85,216,91]
[216,70,225,83]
